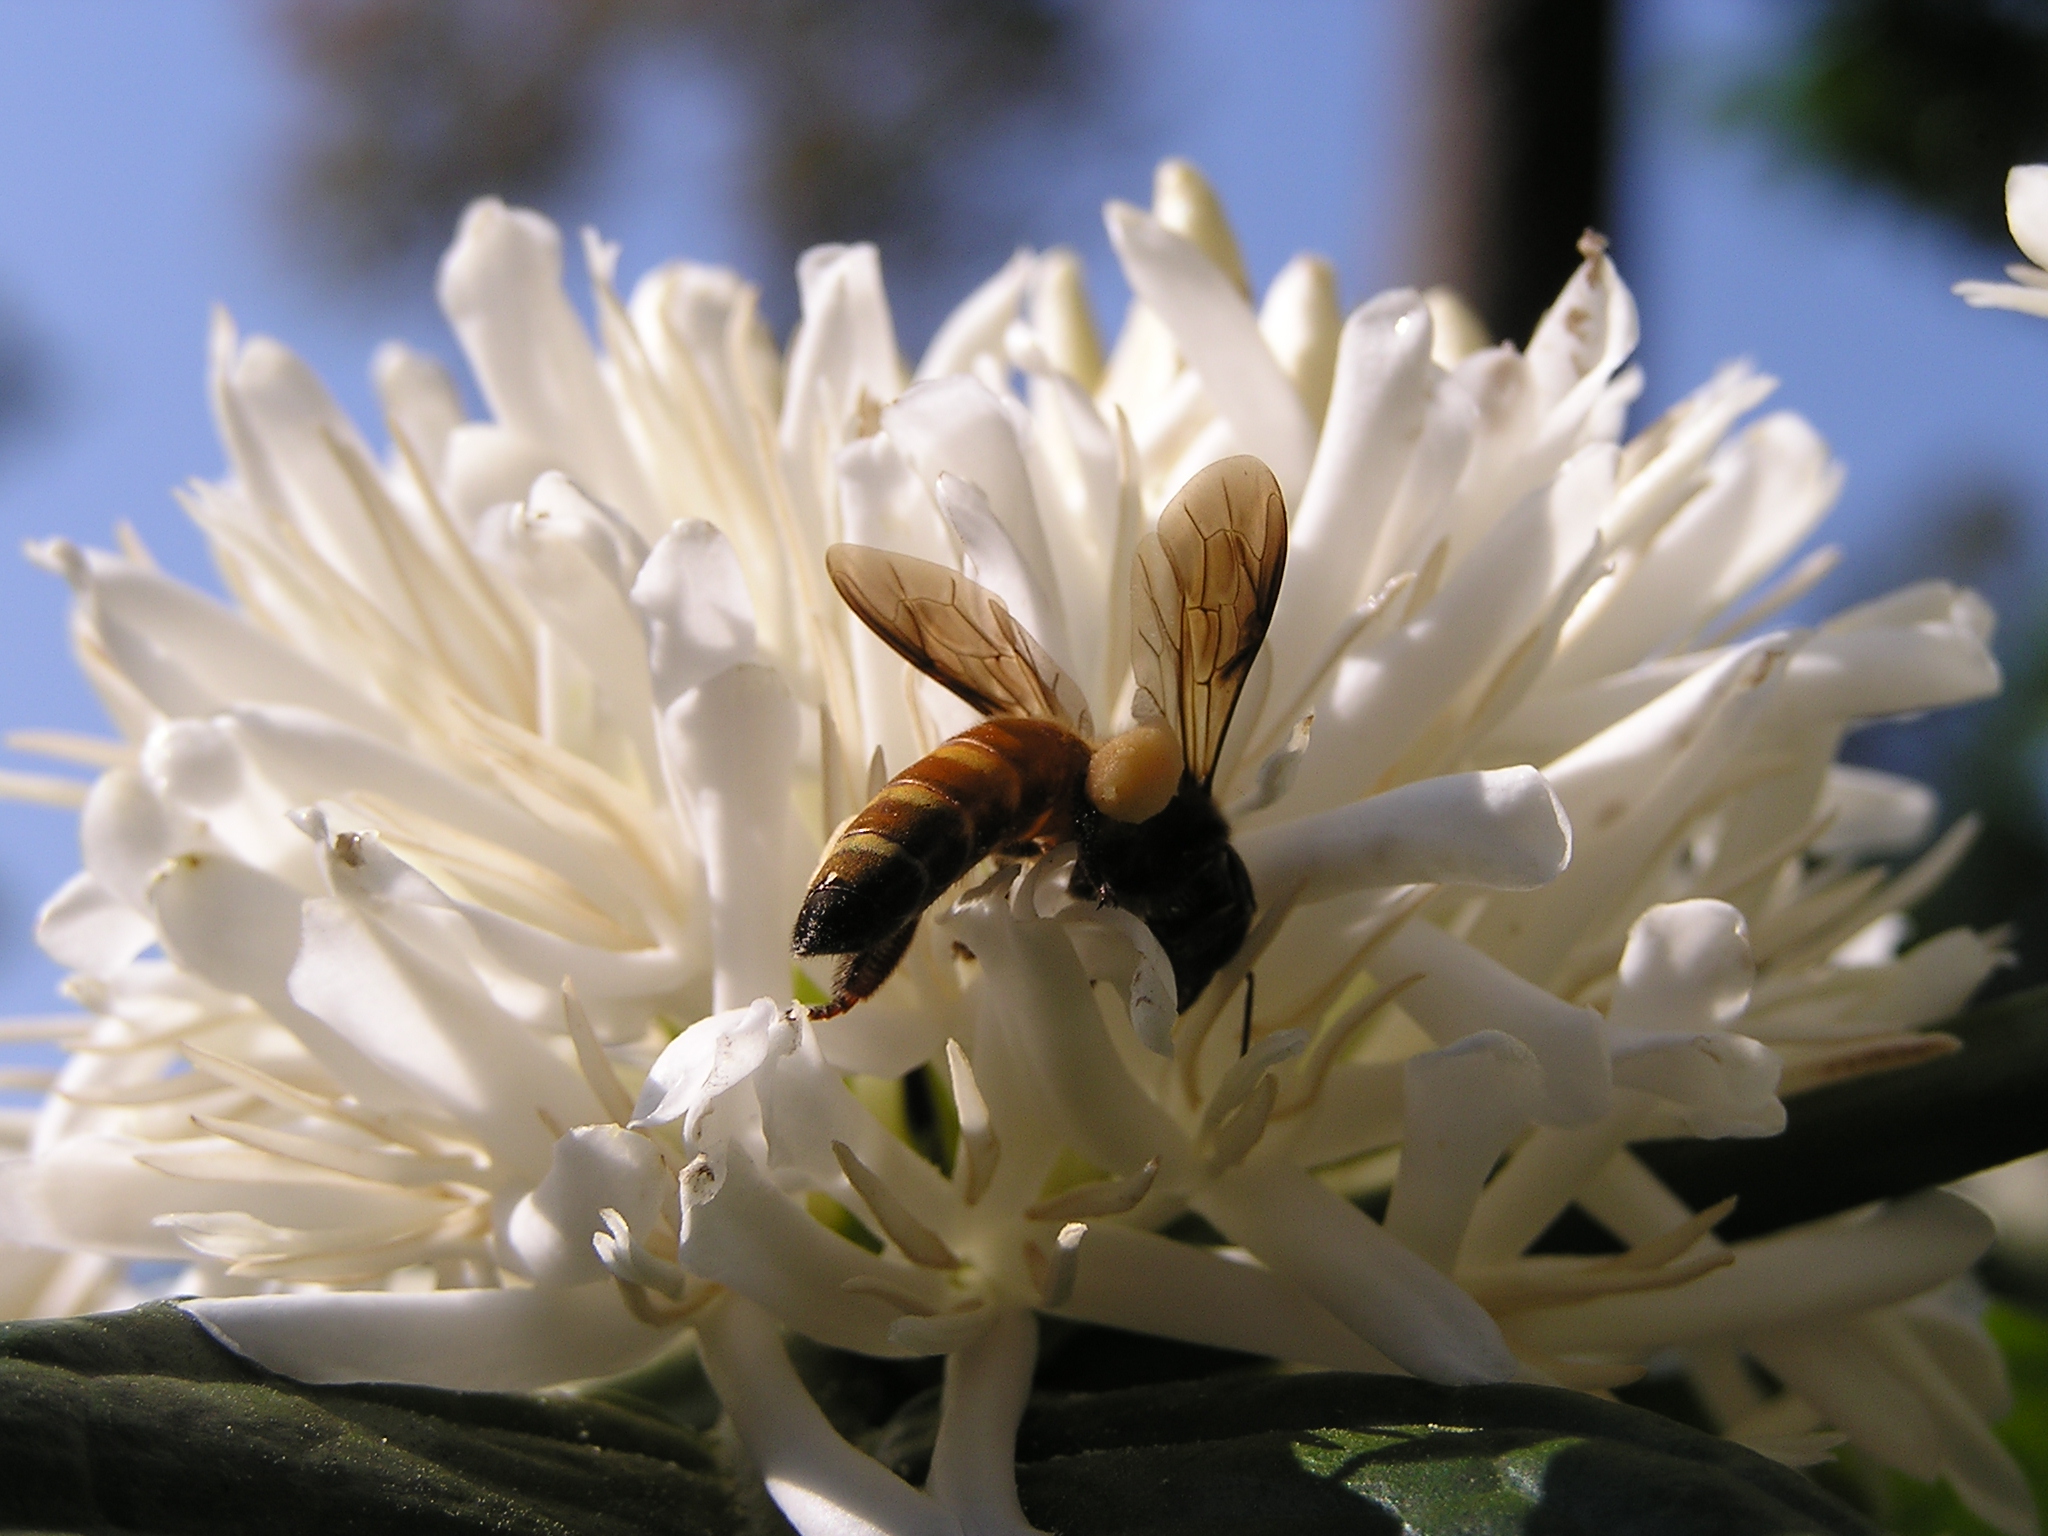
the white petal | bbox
[1468,638,1788,983]
[1104,202,1316,502]
[1025,247,1104,388]
[1858,1310,2037,1536]
[631,518,760,706]
[1750,1321,1942,1481]
[1609,900,1754,1035]
[441,424,558,533]
[2008,164,2048,270]
[1280,1060,1404,1169]
[372,340,465,479]
[222,704,647,926]
[289,874,600,1179]
[935,473,1064,672]
[1195,1160,1517,1383]
[215,334,430,646]
[1609,1032,1784,1138]
[1258,254,1341,425]
[1955,277,2048,317]
[1554,414,1839,686]
[1772,611,2000,727]
[918,250,1034,382]
[146,850,398,1108]
[57,550,400,741]
[1265,290,1433,718]
[504,1125,670,1286]
[782,243,905,459]
[658,664,802,1009]
[926,1309,1041,1536]
[633,997,793,1143]
[1902,1292,2012,1421]
[1813,765,1937,857]
[757,1031,961,1235]
[186,1282,673,1390]
[36,871,155,975]
[1376,919,1611,1125]
[1846,927,2007,1031]
[696,1293,962,1536]
[882,377,1069,666]
[809,994,956,1079]
[81,766,189,912]
[676,1145,940,1356]
[1385,1032,1545,1272]
[424,890,687,1011]
[436,199,653,531]
[947,892,1191,1188]
[833,431,955,771]
[1464,1115,1655,1268]
[1516,1191,1994,1352]
[478,473,659,775]
[1061,1225,1393,1371]
[627,258,779,445]
[1238,767,1569,904]
[1056,902,1176,1055]
[1289,447,1612,816]
[1524,237,1639,429]
[2,1132,444,1261]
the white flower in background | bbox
[0,159,2026,1532]
[1958,164,2048,318]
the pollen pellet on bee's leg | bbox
[1086,724,1181,824]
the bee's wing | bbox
[1131,455,1288,788]
[826,544,1092,733]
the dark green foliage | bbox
[938,1370,1876,1534]
[0,1302,739,1535]
[0,1301,1887,1534]
[1732,0,2048,244]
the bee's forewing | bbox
[1131,455,1288,788]
[826,544,1093,734]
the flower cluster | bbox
[0,159,2029,1532]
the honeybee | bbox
[792,454,1288,1021]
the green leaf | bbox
[1723,0,2048,246]
[1636,983,2048,1239]
[1012,1374,1881,1535]
[0,1301,742,1535]
[837,1355,1882,1535]
[4,1304,1885,1534]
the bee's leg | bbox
[810,918,922,1020]
[1238,971,1256,1056]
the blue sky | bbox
[0,0,2040,1039]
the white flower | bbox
[0,158,2024,1533]
[1958,164,2048,317]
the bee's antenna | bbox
[1238,972,1256,1057]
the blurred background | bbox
[2,0,2048,1031]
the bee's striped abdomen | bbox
[792,717,1091,966]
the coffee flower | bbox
[0,160,2022,1531]
[1958,164,2048,319]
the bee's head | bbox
[1086,723,1181,824]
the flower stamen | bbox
[1024,1157,1159,1222]
[1024,1222,1087,1308]
[944,1039,1000,1205]
[832,1140,962,1270]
